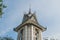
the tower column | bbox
[24,26,27,40]
[30,25,34,40]
[17,30,20,40]
[39,30,42,40]
[31,25,33,40]
[27,25,30,40]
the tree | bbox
[3,37,14,40]
[0,37,14,40]
[0,0,6,18]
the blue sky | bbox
[0,0,60,40]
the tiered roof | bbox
[14,9,47,32]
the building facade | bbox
[14,9,47,40]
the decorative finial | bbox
[29,4,31,14]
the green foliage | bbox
[0,7,3,18]
[0,0,7,18]
[3,5,7,8]
[0,0,3,18]
[0,37,14,40]
[0,8,2,15]
[0,3,2,7]
[0,0,2,2]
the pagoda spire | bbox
[29,8,31,14]
[28,5,31,14]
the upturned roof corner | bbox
[14,9,47,32]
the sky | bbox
[0,0,60,40]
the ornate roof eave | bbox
[14,19,47,32]
[22,13,39,24]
